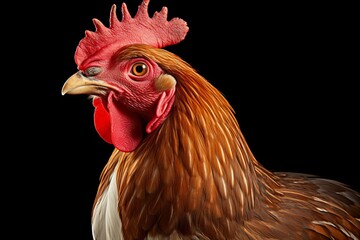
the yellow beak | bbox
[61,72,111,96]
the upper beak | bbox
[61,71,112,96]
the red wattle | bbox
[93,98,112,144]
[93,94,144,152]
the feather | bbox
[62,1,360,239]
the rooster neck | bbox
[101,74,281,239]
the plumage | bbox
[62,0,360,239]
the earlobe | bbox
[154,74,177,92]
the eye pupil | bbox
[135,64,144,73]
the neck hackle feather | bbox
[66,0,360,239]
[93,45,281,239]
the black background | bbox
[11,0,358,239]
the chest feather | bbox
[92,164,123,240]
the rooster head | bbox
[61,0,189,152]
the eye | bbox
[131,62,148,76]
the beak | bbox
[61,71,112,96]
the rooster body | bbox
[62,1,360,239]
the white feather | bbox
[92,163,123,240]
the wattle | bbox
[92,94,144,152]
[93,97,112,144]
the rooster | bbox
[61,0,360,239]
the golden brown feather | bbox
[60,0,360,238]
[89,45,360,239]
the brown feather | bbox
[92,44,360,239]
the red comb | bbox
[75,0,189,67]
